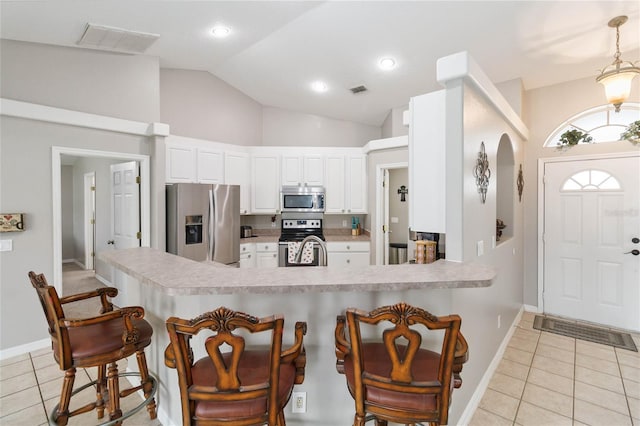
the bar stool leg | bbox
[135,349,157,419]
[107,361,123,424]
[96,364,107,419]
[53,367,76,426]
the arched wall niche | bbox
[496,133,514,243]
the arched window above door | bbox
[544,103,639,147]
[561,169,621,191]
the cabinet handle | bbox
[265,245,269,250]
[273,254,276,257]
[346,259,350,263]
[248,254,251,258]
[346,245,350,250]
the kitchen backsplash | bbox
[241,214,366,230]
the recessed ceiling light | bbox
[311,81,328,93]
[378,57,397,70]
[211,26,231,38]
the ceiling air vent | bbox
[350,85,368,94]
[77,23,159,54]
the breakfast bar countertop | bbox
[99,247,495,296]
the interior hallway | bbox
[1,263,639,425]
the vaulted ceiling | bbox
[2,1,639,126]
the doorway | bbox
[541,154,640,331]
[83,172,96,270]
[52,147,150,293]
[375,162,408,265]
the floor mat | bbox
[533,315,638,352]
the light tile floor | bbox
[0,264,160,425]
[469,311,640,426]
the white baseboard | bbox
[457,305,524,425]
[95,273,111,287]
[0,338,50,361]
[523,304,541,313]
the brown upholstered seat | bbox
[335,302,469,426]
[28,271,157,425]
[165,306,307,426]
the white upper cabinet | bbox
[281,153,324,187]
[251,152,280,214]
[325,151,367,214]
[166,137,225,184]
[224,151,251,215]
[197,147,224,184]
[347,154,367,213]
[325,155,346,213]
[408,90,446,233]
[166,142,196,183]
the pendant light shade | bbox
[596,16,639,112]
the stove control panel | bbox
[282,219,322,229]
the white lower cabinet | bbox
[239,243,256,269]
[327,241,370,267]
[256,242,279,268]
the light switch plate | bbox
[391,217,399,223]
[0,239,13,252]
[476,240,484,257]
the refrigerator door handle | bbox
[208,189,215,261]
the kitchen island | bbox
[99,247,495,425]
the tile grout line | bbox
[510,324,541,425]
[30,351,50,425]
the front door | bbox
[543,156,640,331]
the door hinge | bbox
[91,186,96,191]
[136,231,142,239]
[382,225,387,232]
[136,176,141,184]
[90,219,95,225]
[382,180,385,187]
[91,251,95,257]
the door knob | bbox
[107,240,115,245]
[632,237,640,244]
[624,249,640,256]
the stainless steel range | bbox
[278,214,327,267]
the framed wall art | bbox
[0,213,25,232]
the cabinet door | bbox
[256,251,278,268]
[347,155,367,213]
[166,144,196,183]
[197,148,224,184]
[409,90,446,233]
[252,155,280,214]
[303,155,324,186]
[281,155,302,186]
[225,151,251,214]
[325,155,346,213]
[328,251,370,268]
[239,244,256,268]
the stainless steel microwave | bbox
[280,186,325,213]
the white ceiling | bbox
[1,1,639,126]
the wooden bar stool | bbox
[164,306,307,426]
[28,271,157,425]
[334,302,469,426]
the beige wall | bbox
[521,75,639,306]
[262,106,380,147]
[0,40,160,123]
[160,69,263,146]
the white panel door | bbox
[111,161,141,250]
[544,156,640,331]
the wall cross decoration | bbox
[397,185,408,202]
[473,142,491,204]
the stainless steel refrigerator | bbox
[166,183,240,265]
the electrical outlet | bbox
[497,314,501,329]
[291,391,306,413]
[342,220,348,227]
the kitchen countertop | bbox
[98,247,495,296]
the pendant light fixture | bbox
[596,16,639,113]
